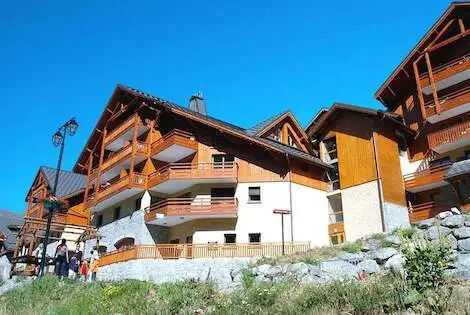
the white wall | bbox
[399,153,421,176]
[342,180,383,241]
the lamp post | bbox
[39,117,78,276]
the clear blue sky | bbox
[0,0,451,213]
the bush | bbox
[402,238,452,292]
[393,227,416,240]
[341,240,362,253]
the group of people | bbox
[35,239,100,281]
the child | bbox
[80,260,89,281]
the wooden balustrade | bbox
[148,162,238,187]
[403,163,452,190]
[90,172,147,205]
[99,242,311,267]
[427,120,470,150]
[408,201,458,222]
[151,129,197,156]
[104,115,139,145]
[425,86,470,117]
[100,141,148,173]
[145,197,238,222]
[419,54,470,88]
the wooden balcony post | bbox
[13,237,21,259]
[94,128,108,200]
[129,115,139,183]
[413,57,427,119]
[84,155,93,212]
[425,52,441,113]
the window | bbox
[113,207,121,220]
[170,239,180,244]
[323,137,337,161]
[135,198,142,211]
[330,233,345,245]
[212,154,235,164]
[96,214,103,227]
[248,186,261,202]
[186,236,193,244]
[114,237,135,250]
[249,233,261,243]
[224,234,236,244]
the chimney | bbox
[188,92,207,116]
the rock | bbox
[361,238,382,252]
[386,234,401,246]
[357,259,380,274]
[384,254,405,275]
[458,238,470,252]
[427,225,452,240]
[465,221,470,227]
[320,260,358,280]
[441,215,465,228]
[252,264,282,279]
[451,207,461,215]
[338,252,364,263]
[286,262,310,277]
[368,247,399,264]
[446,233,458,250]
[300,273,324,285]
[454,227,470,239]
[437,211,453,219]
[453,253,470,268]
[418,218,436,229]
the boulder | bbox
[384,254,405,275]
[361,238,382,252]
[451,207,461,215]
[465,221,470,227]
[418,218,436,229]
[368,247,399,264]
[438,211,453,219]
[441,215,465,228]
[427,225,452,240]
[458,238,470,252]
[454,227,470,239]
[385,234,401,246]
[446,233,458,250]
[285,262,310,277]
[252,264,282,279]
[338,252,364,263]
[357,259,380,274]
[320,260,358,280]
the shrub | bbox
[341,240,362,253]
[393,227,416,240]
[402,238,452,292]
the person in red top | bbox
[358,269,367,281]
[79,260,89,281]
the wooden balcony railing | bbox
[427,120,470,151]
[425,86,470,117]
[101,141,148,173]
[420,54,470,88]
[408,201,459,223]
[151,130,197,157]
[91,172,148,205]
[145,197,238,222]
[99,242,311,267]
[148,162,238,188]
[104,115,140,145]
[403,163,452,191]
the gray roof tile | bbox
[40,166,86,198]
[445,159,470,179]
[0,210,23,250]
[245,111,289,136]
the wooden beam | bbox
[129,114,140,183]
[424,52,441,113]
[459,18,465,33]
[387,85,397,97]
[402,68,410,78]
[429,29,470,52]
[413,56,427,120]
[94,128,107,200]
[427,19,455,49]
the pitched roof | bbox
[245,111,290,136]
[39,166,86,199]
[0,210,23,250]
[305,102,415,138]
[445,159,470,179]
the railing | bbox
[328,211,343,224]
[420,54,470,87]
[408,201,458,223]
[425,86,470,117]
[148,162,238,187]
[403,162,452,190]
[427,120,470,150]
[151,130,196,156]
[93,172,147,203]
[101,141,148,172]
[145,197,238,222]
[99,242,311,267]
[104,115,140,145]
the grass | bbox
[393,227,417,240]
[1,275,470,314]
[253,245,342,266]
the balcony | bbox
[88,173,147,212]
[427,120,470,153]
[145,197,238,225]
[421,54,470,95]
[408,201,458,223]
[104,115,149,151]
[403,163,452,193]
[148,162,238,194]
[151,130,197,163]
[424,86,470,123]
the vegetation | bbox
[393,227,417,240]
[252,245,341,266]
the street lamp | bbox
[39,117,79,276]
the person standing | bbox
[68,243,82,279]
[54,239,68,279]
[89,249,99,281]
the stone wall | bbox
[383,202,410,232]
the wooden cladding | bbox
[144,197,238,223]
[427,119,470,150]
[425,86,470,117]
[408,201,458,222]
[98,242,310,266]
[150,129,197,156]
[403,163,451,190]
[104,114,140,145]
[419,54,470,88]
[148,162,238,187]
